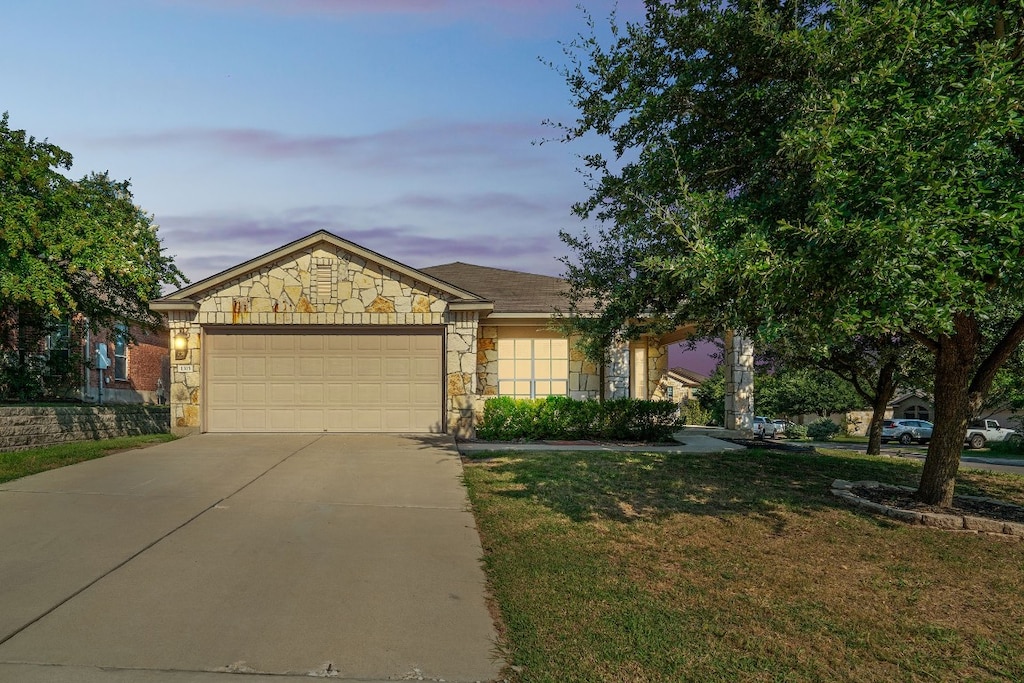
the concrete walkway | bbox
[457,431,746,455]
[0,434,503,682]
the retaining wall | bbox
[0,405,170,452]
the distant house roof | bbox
[667,367,708,386]
[421,262,582,315]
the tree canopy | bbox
[557,0,1024,505]
[1,113,184,334]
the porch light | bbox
[173,333,188,360]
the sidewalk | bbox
[457,430,747,455]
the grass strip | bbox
[464,448,1024,682]
[0,434,176,484]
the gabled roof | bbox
[666,367,708,386]
[151,230,490,311]
[420,262,578,316]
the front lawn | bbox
[0,434,176,484]
[463,448,1024,682]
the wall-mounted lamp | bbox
[173,333,188,361]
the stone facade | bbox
[163,241,478,436]
[154,232,743,438]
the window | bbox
[903,405,929,420]
[666,386,674,400]
[113,324,128,381]
[496,338,569,399]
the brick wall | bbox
[0,405,170,452]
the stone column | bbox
[446,312,478,438]
[724,330,754,432]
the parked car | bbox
[753,416,780,438]
[772,419,796,435]
[881,419,933,445]
[964,419,1022,449]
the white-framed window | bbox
[496,338,569,399]
[113,324,128,381]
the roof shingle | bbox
[420,262,573,315]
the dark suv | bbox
[881,419,933,445]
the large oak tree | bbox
[557,0,1024,505]
[1,113,184,399]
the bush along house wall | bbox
[0,405,170,452]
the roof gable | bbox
[153,231,489,309]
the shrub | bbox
[806,418,841,441]
[785,422,809,439]
[476,396,542,441]
[680,399,713,426]
[476,396,681,442]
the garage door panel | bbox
[206,331,441,433]
[268,383,296,403]
[326,336,353,351]
[353,409,383,431]
[356,358,382,378]
[208,357,238,378]
[299,383,324,404]
[269,336,295,352]
[356,383,382,405]
[299,357,324,377]
[240,357,267,377]
[240,336,266,351]
[296,410,324,431]
[385,384,411,404]
[357,336,382,352]
[267,357,296,377]
[239,384,266,403]
[208,384,238,403]
[326,383,353,405]
[326,357,353,378]
[386,358,411,377]
[238,410,267,431]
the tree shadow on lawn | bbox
[469,448,965,525]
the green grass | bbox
[0,434,176,484]
[463,448,1024,682]
[831,434,869,443]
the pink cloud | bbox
[98,121,549,173]
[159,205,567,285]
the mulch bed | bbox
[852,485,1024,525]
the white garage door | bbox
[205,330,443,433]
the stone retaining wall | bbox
[0,405,170,452]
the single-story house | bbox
[151,230,755,437]
[659,367,707,405]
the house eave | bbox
[149,299,200,313]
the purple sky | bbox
[2,0,717,374]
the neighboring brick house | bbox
[83,325,170,405]
[1,311,168,404]
[151,230,734,437]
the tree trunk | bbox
[916,318,978,506]
[865,361,896,456]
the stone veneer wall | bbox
[0,405,170,452]
[647,341,670,400]
[166,244,475,436]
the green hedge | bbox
[476,396,681,443]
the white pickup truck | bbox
[964,419,1022,449]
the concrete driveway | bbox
[0,434,503,682]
